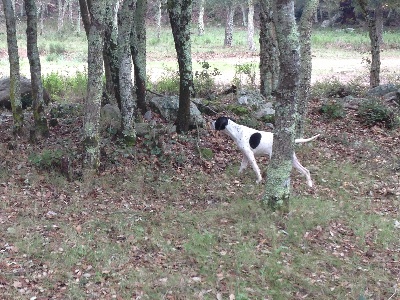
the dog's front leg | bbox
[243,151,262,183]
[239,156,249,174]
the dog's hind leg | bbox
[292,153,313,187]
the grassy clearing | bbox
[1,159,399,299]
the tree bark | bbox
[247,0,256,51]
[297,0,319,138]
[2,0,23,135]
[25,0,49,141]
[131,0,148,115]
[156,0,163,40]
[224,3,235,47]
[83,0,107,171]
[78,0,91,37]
[118,0,137,144]
[263,0,300,212]
[103,1,120,108]
[358,0,381,87]
[197,0,205,36]
[168,0,194,133]
[259,0,279,97]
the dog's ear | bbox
[214,116,229,130]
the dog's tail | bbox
[295,134,320,144]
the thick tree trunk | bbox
[103,1,120,108]
[224,3,235,47]
[25,0,49,141]
[358,0,381,87]
[2,0,23,135]
[259,0,279,97]
[263,0,300,212]
[247,0,256,51]
[83,0,107,171]
[168,0,193,133]
[118,0,137,144]
[197,0,205,35]
[297,0,319,138]
[131,0,147,115]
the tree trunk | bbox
[156,0,162,40]
[118,0,137,145]
[83,0,107,171]
[78,0,91,37]
[247,0,256,51]
[240,3,247,26]
[39,2,44,35]
[131,0,148,115]
[57,0,63,32]
[358,0,380,87]
[297,0,319,138]
[103,1,120,108]
[259,0,279,97]
[168,0,193,133]
[2,0,23,135]
[25,0,49,141]
[224,3,235,47]
[263,0,300,212]
[197,0,205,35]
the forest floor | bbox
[1,77,400,299]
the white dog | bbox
[212,116,319,187]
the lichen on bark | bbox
[263,0,300,211]
[2,0,24,135]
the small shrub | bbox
[65,70,88,98]
[319,101,346,119]
[49,42,67,54]
[311,77,346,98]
[194,60,221,97]
[233,63,257,89]
[29,149,64,170]
[358,99,399,129]
[43,72,64,101]
[153,66,180,95]
[46,53,61,62]
[227,104,250,116]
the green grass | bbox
[1,158,398,299]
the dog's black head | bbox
[213,116,230,131]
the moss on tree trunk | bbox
[2,0,23,135]
[263,0,300,212]
[118,0,137,145]
[83,1,107,170]
[297,0,319,138]
[259,0,279,97]
[25,0,49,141]
[168,0,193,133]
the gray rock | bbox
[100,104,121,134]
[254,102,275,119]
[237,89,266,108]
[0,76,50,109]
[149,95,205,127]
[367,84,400,97]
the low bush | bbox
[358,99,399,129]
[319,100,346,119]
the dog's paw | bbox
[256,178,262,184]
